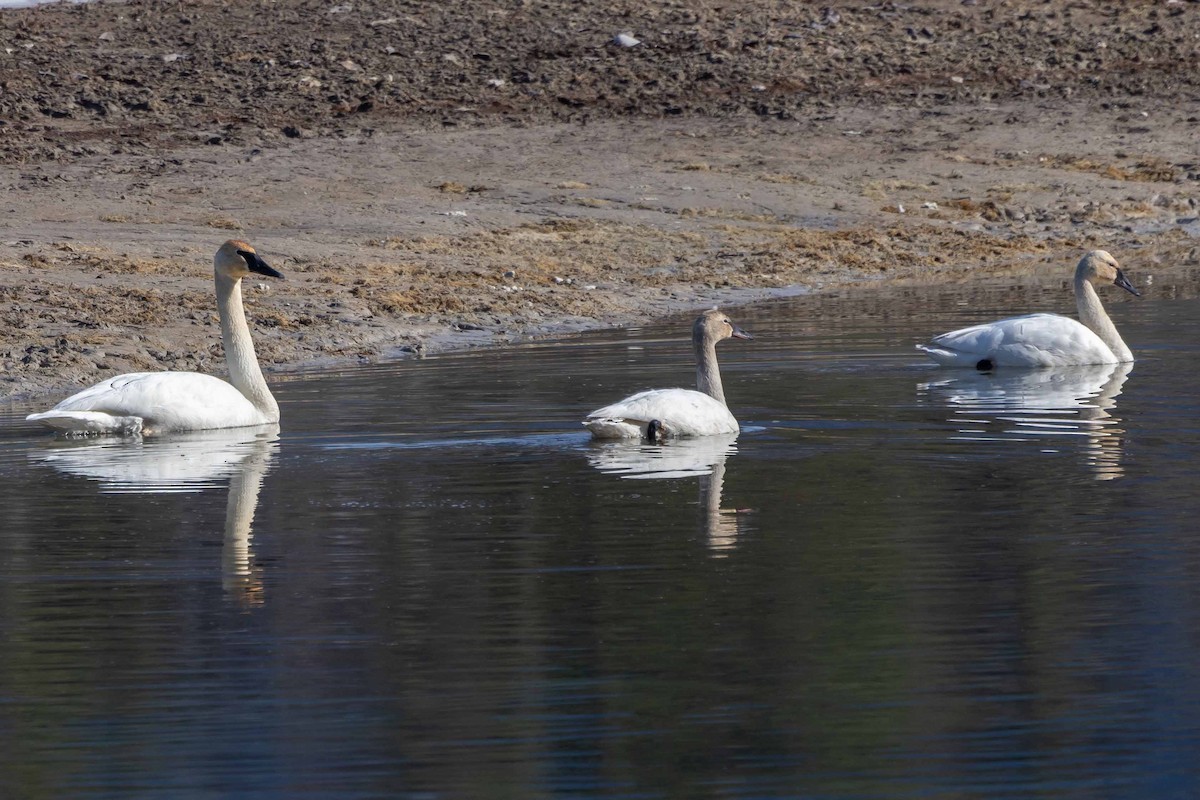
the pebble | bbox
[614,33,641,47]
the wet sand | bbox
[2,0,1198,398]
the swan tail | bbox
[916,343,981,367]
[583,418,644,440]
[26,410,144,437]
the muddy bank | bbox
[1,0,1199,400]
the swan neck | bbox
[1075,275,1133,362]
[216,273,279,419]
[694,333,726,405]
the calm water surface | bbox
[3,265,1200,798]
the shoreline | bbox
[4,109,1198,402]
[3,0,1198,401]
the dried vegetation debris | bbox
[0,219,1087,392]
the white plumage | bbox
[585,388,739,439]
[917,312,1121,368]
[585,308,752,440]
[31,372,272,435]
[28,240,284,436]
[917,250,1139,369]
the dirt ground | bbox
[1,0,1198,399]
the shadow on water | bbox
[27,425,279,605]
[918,362,1132,481]
[586,433,751,555]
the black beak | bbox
[731,325,753,341]
[238,249,284,280]
[1114,268,1139,297]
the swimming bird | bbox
[916,250,1139,369]
[584,309,752,440]
[27,240,284,436]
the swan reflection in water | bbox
[918,362,1132,480]
[587,432,749,554]
[29,424,280,603]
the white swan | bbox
[917,250,1139,368]
[584,308,752,439]
[27,240,284,436]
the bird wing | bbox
[586,388,738,436]
[924,313,1116,367]
[47,372,261,431]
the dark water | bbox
[3,267,1200,799]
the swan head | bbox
[215,240,285,281]
[1079,250,1139,297]
[694,308,753,346]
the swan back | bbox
[919,313,1122,368]
[586,388,739,438]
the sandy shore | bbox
[2,0,1198,399]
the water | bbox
[3,261,1200,798]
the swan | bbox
[584,308,753,440]
[916,250,1139,369]
[27,240,284,436]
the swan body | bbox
[917,312,1123,368]
[28,240,284,436]
[585,309,752,440]
[586,388,739,439]
[917,250,1139,368]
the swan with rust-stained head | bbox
[917,250,1139,369]
[27,240,284,436]
[584,309,753,440]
